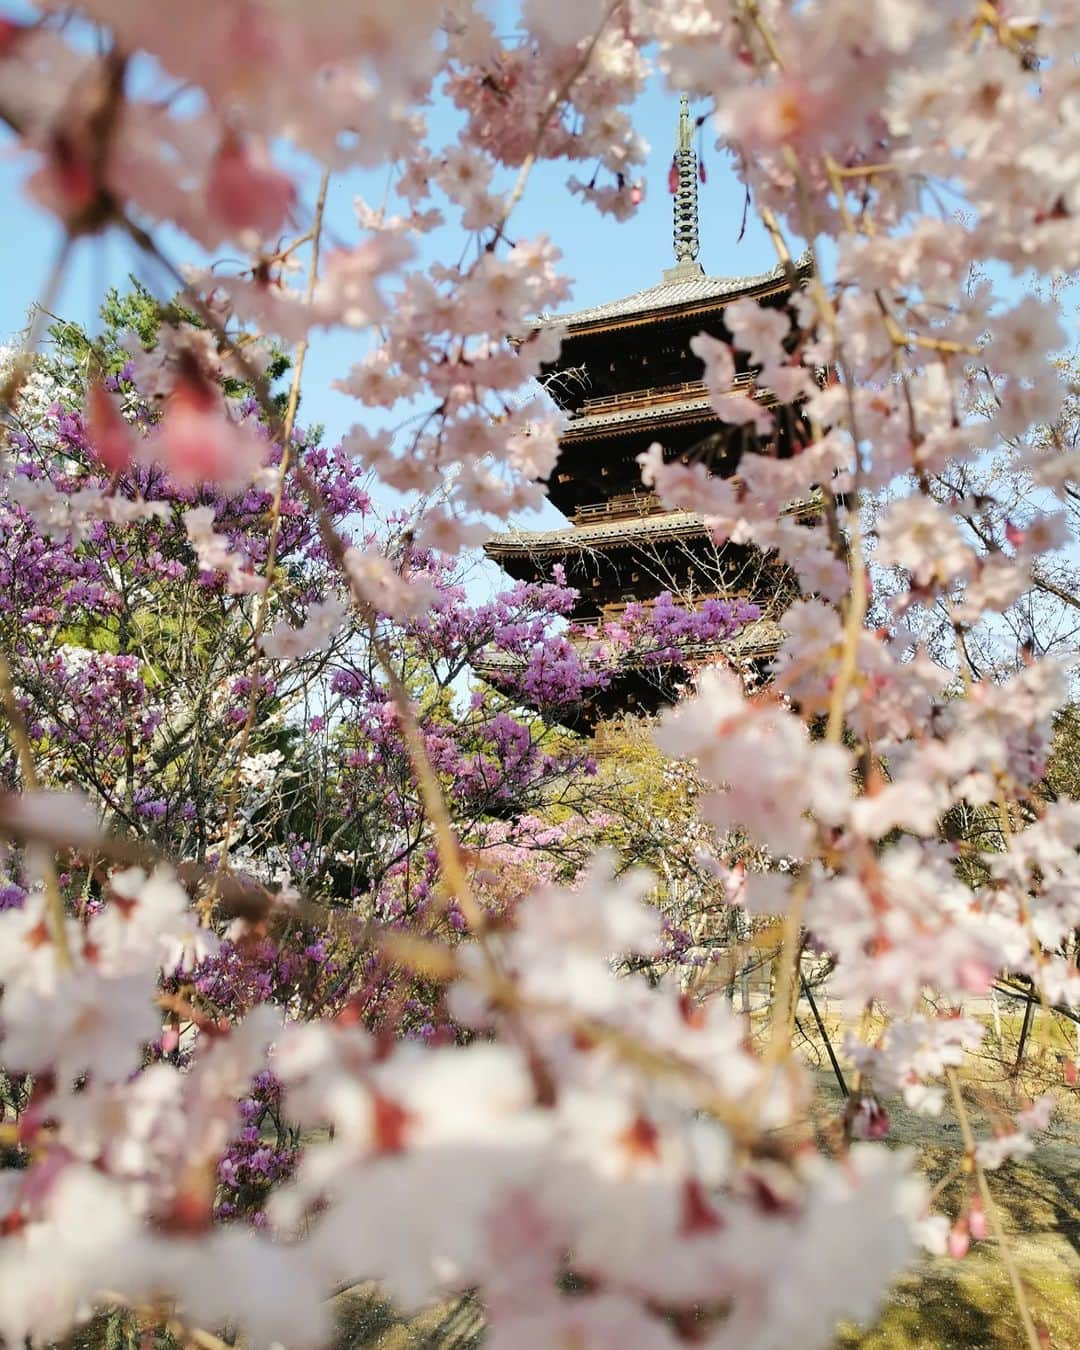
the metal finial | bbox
[677,92,693,154]
[673,94,700,265]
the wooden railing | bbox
[570,485,822,530]
[576,379,708,417]
[574,372,755,419]
[573,493,666,524]
[599,590,751,619]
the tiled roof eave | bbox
[484,495,820,560]
[484,512,710,558]
[561,399,716,438]
[472,620,784,681]
[558,384,781,443]
[540,252,813,335]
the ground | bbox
[331,1292,483,1350]
[813,1003,1080,1349]
[827,1079,1080,1349]
[63,1006,1080,1349]
[327,1006,1080,1349]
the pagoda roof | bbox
[485,494,819,562]
[472,617,784,708]
[473,617,784,673]
[485,509,709,560]
[543,252,813,335]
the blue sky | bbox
[4,10,1073,630]
[0,11,800,597]
[0,50,781,449]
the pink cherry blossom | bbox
[205,132,296,242]
[723,296,792,368]
[2,2,1080,1345]
[86,382,135,474]
[150,377,266,489]
[875,496,975,592]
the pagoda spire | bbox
[673,94,700,264]
[667,95,703,280]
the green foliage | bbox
[939,702,1080,888]
[45,276,294,415]
[1043,702,1080,803]
[46,279,195,393]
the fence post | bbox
[800,974,848,1098]
[1012,983,1035,1078]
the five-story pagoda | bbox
[480,98,811,724]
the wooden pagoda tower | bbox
[481,98,811,724]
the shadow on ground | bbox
[332,1287,483,1350]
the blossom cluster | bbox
[0,852,924,1349]
[0,2,1078,1348]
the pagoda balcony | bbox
[572,492,667,525]
[559,372,772,443]
[472,613,785,730]
[570,372,759,420]
[598,589,750,620]
[484,509,712,562]
[572,378,709,419]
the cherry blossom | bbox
[975,1096,1056,1171]
[184,506,268,596]
[655,668,852,859]
[722,296,791,369]
[689,331,774,434]
[150,376,266,490]
[874,496,975,593]
[260,597,349,660]
[846,1017,986,1116]
[1,1,1079,1346]
[205,132,297,243]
